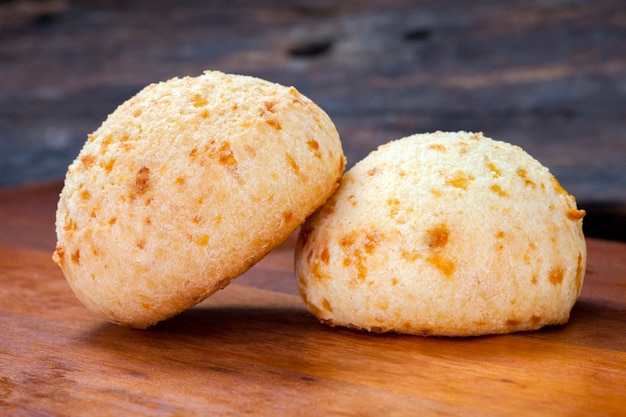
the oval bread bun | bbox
[295,131,585,336]
[53,71,345,328]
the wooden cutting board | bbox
[1,241,625,416]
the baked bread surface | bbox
[295,131,585,336]
[54,71,345,328]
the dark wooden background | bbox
[1,0,625,239]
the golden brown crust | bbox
[54,71,345,328]
[295,131,586,336]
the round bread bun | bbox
[53,70,345,328]
[295,131,586,336]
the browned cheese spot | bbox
[80,190,91,200]
[120,142,132,153]
[348,194,357,207]
[548,266,565,285]
[175,177,185,185]
[264,101,277,113]
[71,249,80,265]
[367,167,378,177]
[80,153,96,169]
[391,277,398,286]
[132,167,151,198]
[64,218,77,236]
[575,252,584,294]
[144,217,151,225]
[87,134,96,143]
[531,274,538,285]
[189,147,198,161]
[567,208,586,221]
[200,109,209,118]
[108,217,117,226]
[307,139,322,158]
[494,230,505,250]
[100,134,113,155]
[259,101,281,129]
[321,298,333,313]
[551,176,569,196]
[266,119,282,130]
[430,189,443,197]
[363,231,381,254]
[319,202,335,220]
[516,168,536,188]
[218,142,237,166]
[340,232,356,248]
[101,158,116,173]
[192,93,208,107]
[401,250,420,263]
[445,171,474,190]
[427,223,449,249]
[340,232,368,281]
[387,198,400,217]
[282,210,293,224]
[490,184,507,197]
[470,133,482,141]
[195,235,210,246]
[531,314,541,325]
[426,254,455,277]
[429,144,447,152]
[311,262,326,282]
[356,254,368,281]
[137,238,146,249]
[320,247,330,264]
[286,153,300,175]
[486,160,501,178]
[505,318,521,326]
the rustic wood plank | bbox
[1,243,625,416]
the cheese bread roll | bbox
[295,131,585,336]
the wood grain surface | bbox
[1,180,626,415]
[1,238,626,416]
